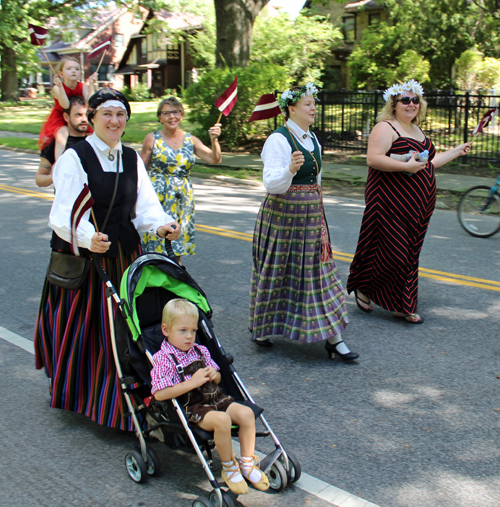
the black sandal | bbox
[355,290,373,313]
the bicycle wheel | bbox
[458,185,500,238]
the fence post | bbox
[463,91,469,145]
[373,90,379,127]
[320,90,325,155]
[274,90,278,131]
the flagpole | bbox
[216,112,223,124]
[90,209,99,233]
[95,50,107,76]
[281,113,300,152]
[38,45,56,76]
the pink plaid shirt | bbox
[150,340,220,395]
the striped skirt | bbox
[34,244,140,431]
[249,185,348,343]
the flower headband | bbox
[383,79,424,102]
[277,83,319,110]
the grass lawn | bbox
[0,137,39,150]
[0,99,200,144]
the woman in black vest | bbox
[249,84,358,361]
[34,89,180,431]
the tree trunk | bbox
[1,45,19,102]
[214,0,270,68]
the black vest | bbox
[51,141,141,258]
[274,126,322,185]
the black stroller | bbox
[95,251,301,507]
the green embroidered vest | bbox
[274,126,321,185]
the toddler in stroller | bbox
[151,298,269,495]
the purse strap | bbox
[97,152,120,234]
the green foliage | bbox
[346,0,500,89]
[183,62,289,148]
[347,23,430,89]
[251,12,342,86]
[122,83,152,102]
[456,49,500,90]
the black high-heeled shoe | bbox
[325,341,359,362]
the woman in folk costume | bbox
[249,83,358,362]
[34,89,181,430]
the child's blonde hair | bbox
[55,56,81,77]
[162,298,199,329]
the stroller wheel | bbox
[131,443,161,477]
[209,489,235,507]
[192,497,215,507]
[266,460,288,492]
[145,446,161,476]
[279,450,302,483]
[124,450,148,483]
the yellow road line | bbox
[2,183,499,292]
[0,184,54,201]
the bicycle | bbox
[458,171,500,238]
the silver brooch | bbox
[108,152,115,161]
[303,134,307,139]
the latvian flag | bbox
[87,35,113,60]
[472,107,497,134]
[248,94,281,122]
[70,184,94,256]
[214,76,237,117]
[28,23,48,46]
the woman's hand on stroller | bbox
[157,222,181,241]
[90,232,111,253]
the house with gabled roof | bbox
[116,9,203,96]
[32,6,145,91]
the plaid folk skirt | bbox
[249,184,348,343]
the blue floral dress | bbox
[142,130,196,256]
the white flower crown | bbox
[277,83,319,110]
[383,79,424,102]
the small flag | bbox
[70,184,94,256]
[472,107,497,134]
[28,23,49,46]
[87,35,113,60]
[248,94,281,122]
[214,76,237,117]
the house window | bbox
[91,63,113,82]
[369,13,381,26]
[152,33,162,50]
[343,16,355,42]
[115,34,124,48]
[141,38,147,59]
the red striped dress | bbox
[346,121,436,314]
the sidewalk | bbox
[1,131,496,194]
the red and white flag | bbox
[28,23,49,46]
[214,76,237,117]
[472,107,497,134]
[70,184,94,256]
[87,35,113,60]
[248,94,281,122]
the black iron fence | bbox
[275,90,500,164]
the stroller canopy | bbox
[120,254,211,341]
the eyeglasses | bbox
[397,96,420,105]
[160,110,182,117]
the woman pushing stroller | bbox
[151,298,270,495]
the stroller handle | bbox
[163,224,177,262]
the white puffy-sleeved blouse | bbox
[261,119,322,194]
[49,133,174,250]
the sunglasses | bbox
[397,96,420,105]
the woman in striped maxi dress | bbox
[347,80,470,323]
[249,83,358,362]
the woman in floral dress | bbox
[141,97,222,261]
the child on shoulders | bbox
[39,56,96,158]
[150,298,269,495]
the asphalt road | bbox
[1,149,500,507]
